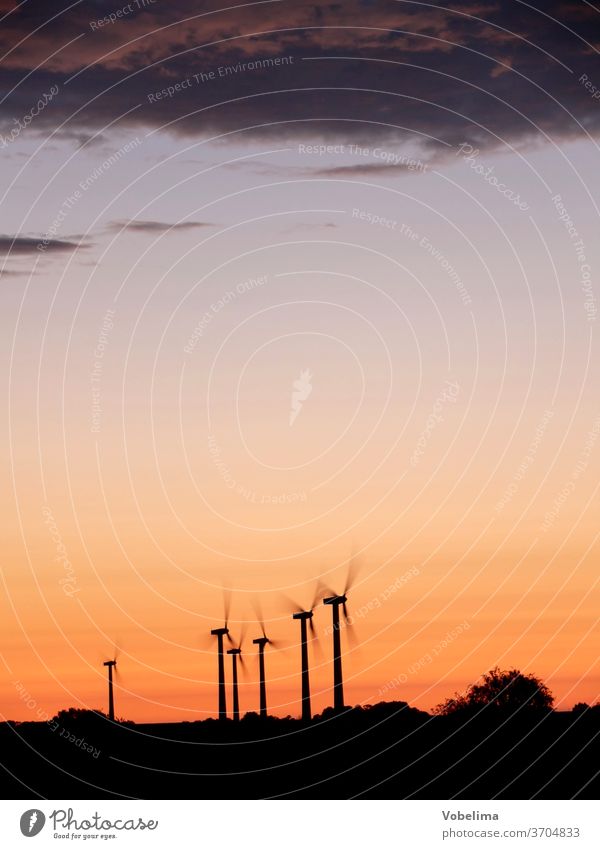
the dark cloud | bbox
[105,220,214,233]
[310,162,428,178]
[0,235,90,255]
[0,268,37,277]
[0,1,598,153]
[51,129,108,148]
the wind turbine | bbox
[290,585,324,721]
[227,626,246,721]
[323,556,360,711]
[103,651,118,721]
[211,589,233,720]
[252,605,281,718]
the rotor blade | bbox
[239,620,248,652]
[226,630,234,644]
[250,596,267,639]
[339,598,360,648]
[311,579,334,610]
[344,613,359,649]
[308,616,315,635]
[223,585,232,628]
[344,548,362,595]
[311,623,324,661]
[281,593,303,615]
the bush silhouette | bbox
[52,707,134,726]
[435,667,554,715]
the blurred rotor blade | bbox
[281,593,303,615]
[341,598,359,647]
[344,549,362,595]
[251,596,267,639]
[311,582,324,610]
[344,615,359,649]
[308,616,315,635]
[223,585,232,628]
[311,625,324,661]
[112,638,122,663]
[226,630,234,644]
[239,620,248,652]
[311,579,334,610]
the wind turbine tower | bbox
[227,647,242,721]
[292,611,314,721]
[103,659,117,721]
[211,627,230,720]
[323,595,347,711]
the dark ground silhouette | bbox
[2,701,599,799]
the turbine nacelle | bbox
[253,637,269,648]
[211,627,230,637]
[227,647,242,655]
[292,610,314,620]
[103,660,117,667]
[323,595,347,606]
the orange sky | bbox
[1,0,600,722]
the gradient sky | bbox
[1,0,599,722]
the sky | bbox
[1,0,599,722]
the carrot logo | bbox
[289,369,313,426]
[20,810,46,837]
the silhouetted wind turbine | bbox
[227,626,246,721]
[252,607,281,718]
[289,585,324,721]
[252,636,268,718]
[211,589,233,720]
[103,651,118,721]
[323,556,360,711]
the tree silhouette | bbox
[53,708,108,724]
[572,702,600,715]
[52,707,134,726]
[434,667,554,715]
